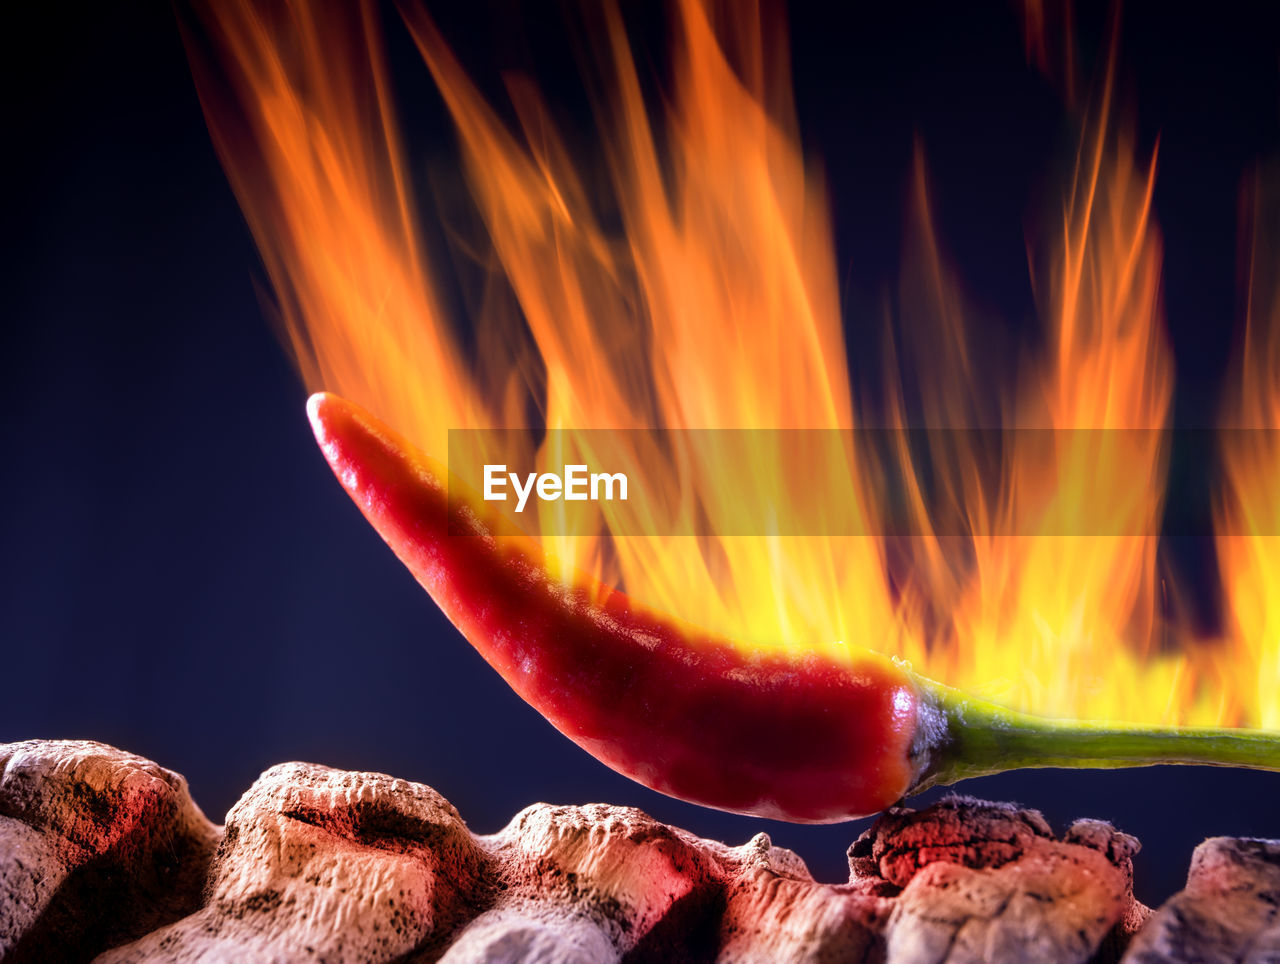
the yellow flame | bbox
[190,0,1278,727]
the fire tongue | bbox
[308,392,1280,822]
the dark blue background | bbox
[3,1,1278,905]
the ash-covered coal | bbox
[1,740,1275,962]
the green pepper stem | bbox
[915,681,1280,792]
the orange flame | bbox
[190,0,1278,727]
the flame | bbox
[190,0,1278,728]
[1217,173,1280,731]
[890,74,1180,721]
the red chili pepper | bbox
[308,392,1280,822]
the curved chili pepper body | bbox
[307,393,922,822]
[308,393,1280,818]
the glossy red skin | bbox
[308,393,920,822]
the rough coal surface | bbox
[0,741,1274,962]
[0,740,219,963]
[1122,836,1280,963]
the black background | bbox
[4,0,1278,904]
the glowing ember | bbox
[189,1,1277,729]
